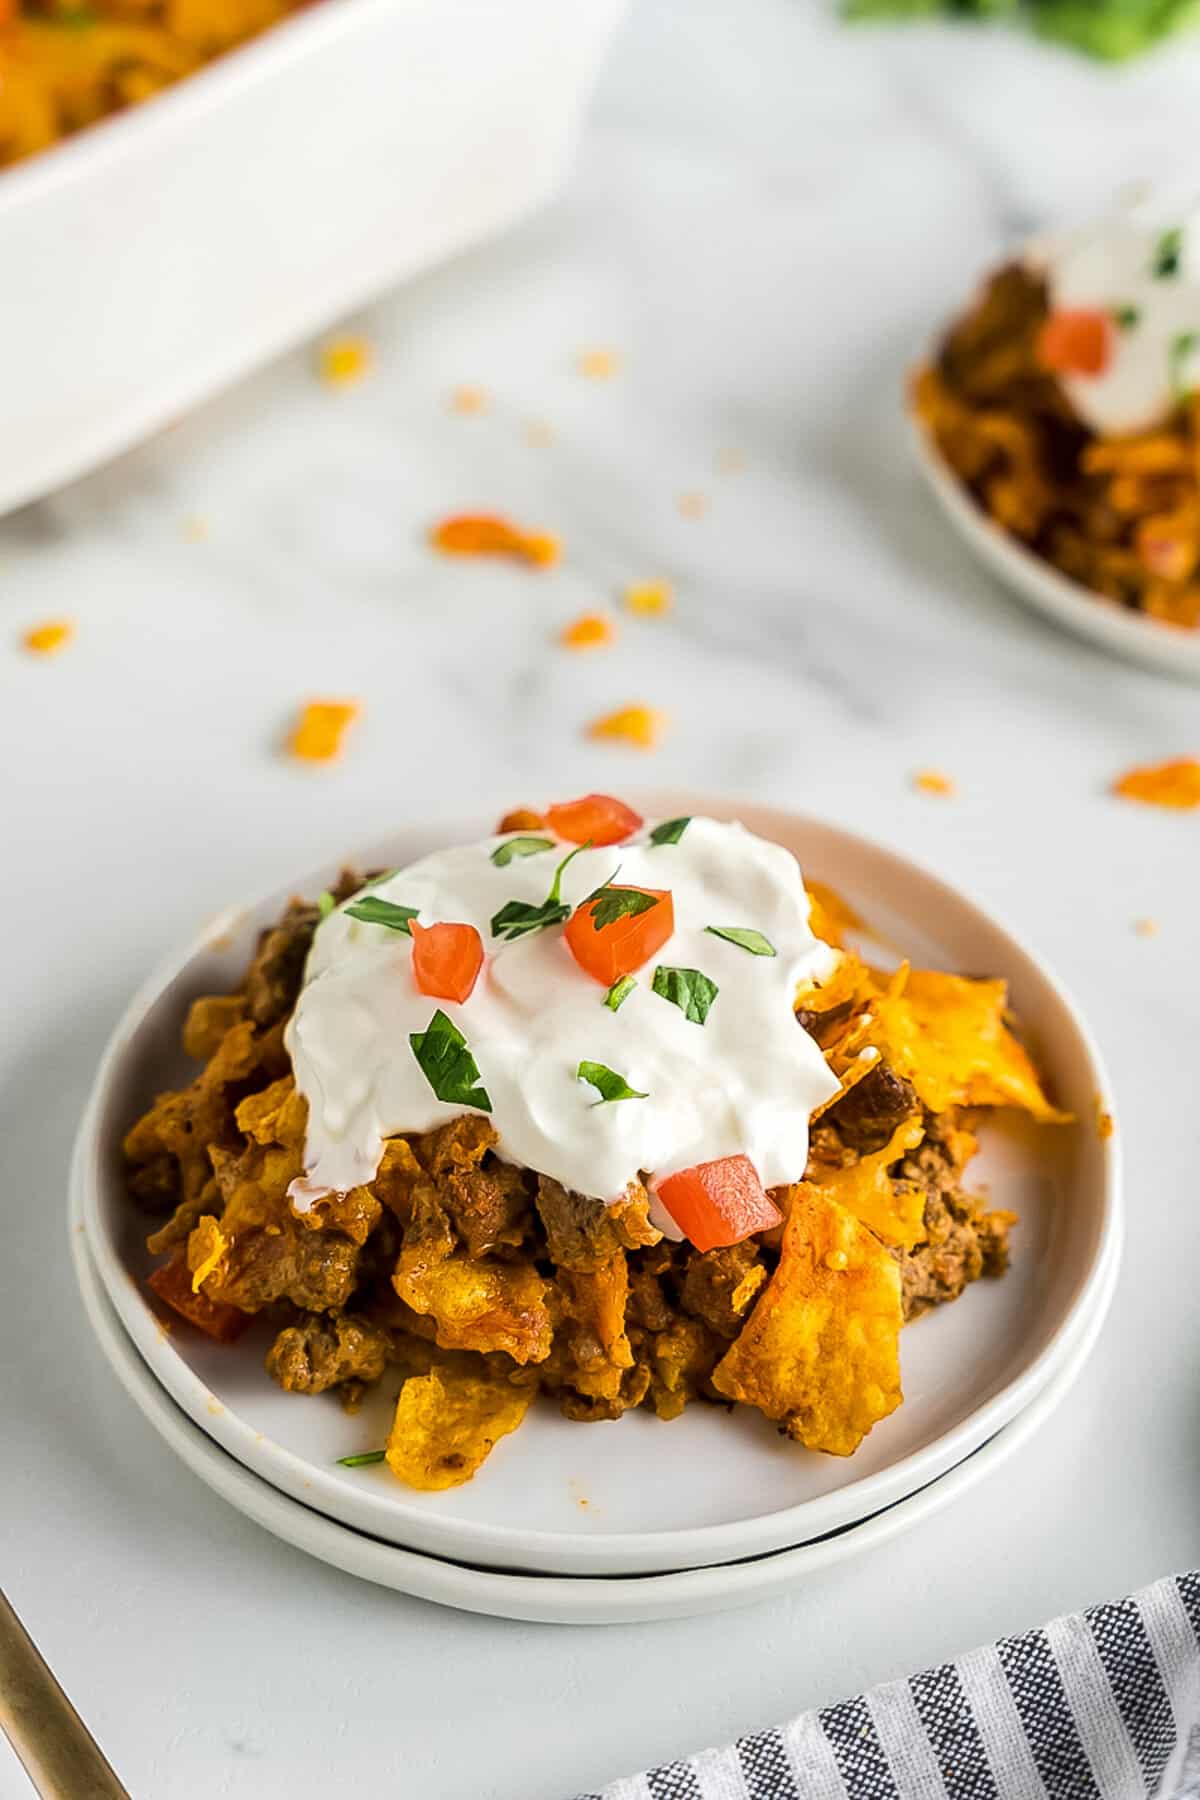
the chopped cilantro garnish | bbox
[1153,227,1183,279]
[491,841,590,941]
[409,1010,491,1111]
[705,925,776,957]
[337,1449,386,1468]
[649,816,691,846]
[1112,303,1141,330]
[604,975,637,1011]
[651,965,718,1024]
[577,1060,648,1104]
[344,896,419,935]
[491,836,555,868]
[583,873,659,931]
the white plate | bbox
[77,795,1120,1576]
[70,1217,1117,1625]
[910,409,1200,683]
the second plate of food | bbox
[76,793,1119,1575]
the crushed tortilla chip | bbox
[587,704,668,750]
[623,580,672,616]
[805,882,863,952]
[385,1365,533,1490]
[913,768,956,797]
[1113,757,1200,810]
[806,1117,927,1250]
[430,513,560,567]
[577,347,620,379]
[450,386,488,414]
[561,612,616,651]
[187,1215,229,1293]
[712,1185,903,1457]
[318,335,371,387]
[287,700,361,763]
[865,968,1068,1122]
[677,492,709,519]
[22,619,73,656]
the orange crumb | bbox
[182,515,209,542]
[623,580,672,617]
[524,420,555,447]
[430,513,560,568]
[561,612,616,652]
[318,335,371,387]
[588,704,668,751]
[716,448,746,473]
[498,808,545,833]
[22,619,73,656]
[677,492,708,519]
[1133,917,1159,938]
[1095,1100,1115,1141]
[288,700,361,763]
[1113,757,1200,810]
[450,386,489,415]
[576,348,620,380]
[913,769,956,798]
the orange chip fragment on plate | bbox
[288,699,361,763]
[430,514,560,568]
[318,335,371,387]
[577,348,620,379]
[913,768,955,797]
[1113,757,1200,810]
[386,1366,533,1491]
[623,581,672,616]
[712,1185,903,1457]
[22,619,73,656]
[561,612,615,651]
[588,704,668,750]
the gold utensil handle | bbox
[0,1588,130,1799]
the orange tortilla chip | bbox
[712,1186,903,1456]
[385,1366,533,1490]
[807,1117,927,1250]
[561,612,615,651]
[866,969,1067,1122]
[430,513,560,567]
[804,883,863,952]
[587,704,668,750]
[1113,757,1200,810]
[288,699,360,763]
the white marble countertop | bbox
[3,3,1200,1795]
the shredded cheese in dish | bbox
[285,817,839,1210]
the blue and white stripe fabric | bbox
[575,1572,1200,1800]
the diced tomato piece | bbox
[410,920,484,1003]
[147,1254,250,1344]
[655,1155,782,1254]
[565,887,673,985]
[1035,309,1111,378]
[545,794,643,846]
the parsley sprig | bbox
[604,975,637,1011]
[491,841,590,941]
[344,895,420,935]
[578,1060,648,1104]
[491,836,555,868]
[652,965,718,1024]
[705,925,776,957]
[583,871,660,930]
[649,816,691,846]
[410,1010,491,1110]
[1153,226,1183,279]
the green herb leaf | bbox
[1169,330,1200,397]
[1153,227,1183,279]
[410,1010,492,1111]
[651,964,719,1024]
[649,816,691,846]
[491,835,555,868]
[577,1060,648,1104]
[1112,303,1140,330]
[604,975,637,1011]
[583,874,660,931]
[316,890,336,920]
[345,896,419,935]
[705,925,777,957]
[491,841,590,941]
[336,1449,386,1468]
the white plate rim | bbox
[77,793,1122,1574]
[70,1209,1118,1625]
[909,397,1200,682]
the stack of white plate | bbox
[72,797,1121,1626]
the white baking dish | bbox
[1,0,628,516]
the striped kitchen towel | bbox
[576,1571,1200,1800]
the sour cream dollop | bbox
[1027,189,1200,436]
[284,816,839,1212]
